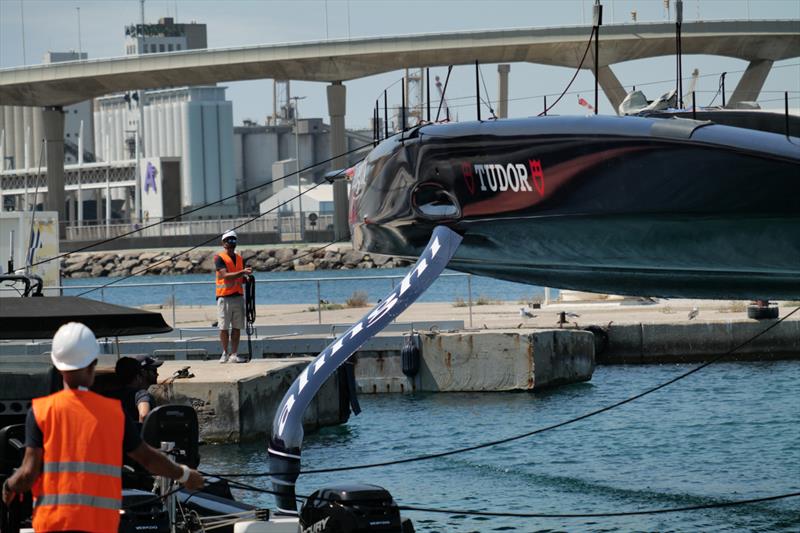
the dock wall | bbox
[602,319,800,363]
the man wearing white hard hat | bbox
[215,230,252,363]
[1,322,204,532]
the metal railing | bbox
[64,213,336,242]
[47,272,477,328]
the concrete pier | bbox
[354,329,595,393]
[147,359,344,444]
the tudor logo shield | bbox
[461,159,545,196]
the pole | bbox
[316,280,322,324]
[383,90,389,138]
[721,72,726,107]
[692,91,696,120]
[475,60,481,121]
[401,79,406,131]
[467,274,473,328]
[105,135,111,239]
[135,0,146,224]
[675,0,684,108]
[78,120,83,224]
[593,1,602,115]
[426,68,431,122]
[291,96,306,241]
[543,95,547,116]
[786,91,790,137]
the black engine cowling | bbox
[299,484,412,533]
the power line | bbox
[203,472,800,520]
[29,142,373,269]
[205,306,799,478]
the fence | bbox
[64,213,336,242]
[46,272,477,328]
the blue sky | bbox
[1,0,798,127]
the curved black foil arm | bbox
[268,225,463,515]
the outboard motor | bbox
[299,484,412,533]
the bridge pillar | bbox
[43,106,66,237]
[728,59,773,107]
[497,64,511,118]
[597,65,628,114]
[327,81,349,242]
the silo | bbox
[182,100,205,207]
[112,107,123,161]
[22,107,33,169]
[152,99,163,157]
[164,101,175,156]
[145,104,155,159]
[13,107,24,171]
[2,107,14,169]
[217,101,235,203]
[0,107,5,166]
[32,108,44,165]
[174,100,184,157]
[201,102,221,203]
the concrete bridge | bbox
[1,19,797,236]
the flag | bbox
[578,96,594,111]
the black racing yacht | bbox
[349,114,800,299]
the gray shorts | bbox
[217,296,245,330]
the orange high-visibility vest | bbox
[32,389,124,533]
[215,252,245,298]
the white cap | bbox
[221,230,237,242]
[51,322,99,371]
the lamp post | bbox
[290,95,306,241]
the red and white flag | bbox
[578,96,594,111]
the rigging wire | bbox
[206,305,799,478]
[539,25,596,117]
[29,141,374,269]
[74,159,360,297]
[478,63,498,119]
[395,491,800,519]
[203,471,800,520]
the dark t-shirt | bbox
[214,250,240,272]
[215,251,244,300]
[25,405,142,453]
[104,387,153,423]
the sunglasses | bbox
[224,238,237,243]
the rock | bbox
[199,254,217,273]
[371,254,393,267]
[341,250,364,267]
[263,257,278,270]
[256,250,273,261]
[356,261,374,269]
[65,260,88,274]
[90,264,108,277]
[119,259,139,270]
[240,249,257,263]
[175,259,193,271]
[138,252,159,262]
[294,262,316,272]
[274,248,295,265]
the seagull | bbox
[688,306,699,320]
[519,307,536,319]
[565,312,581,319]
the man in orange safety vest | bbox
[1,322,204,533]
[215,230,252,363]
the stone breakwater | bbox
[60,246,412,278]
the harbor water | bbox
[62,268,553,307]
[200,361,800,532]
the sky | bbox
[1,0,798,128]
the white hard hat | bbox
[221,230,238,242]
[51,322,99,371]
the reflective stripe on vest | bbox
[32,389,124,533]
[36,493,121,510]
[215,251,245,297]
[43,461,121,476]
